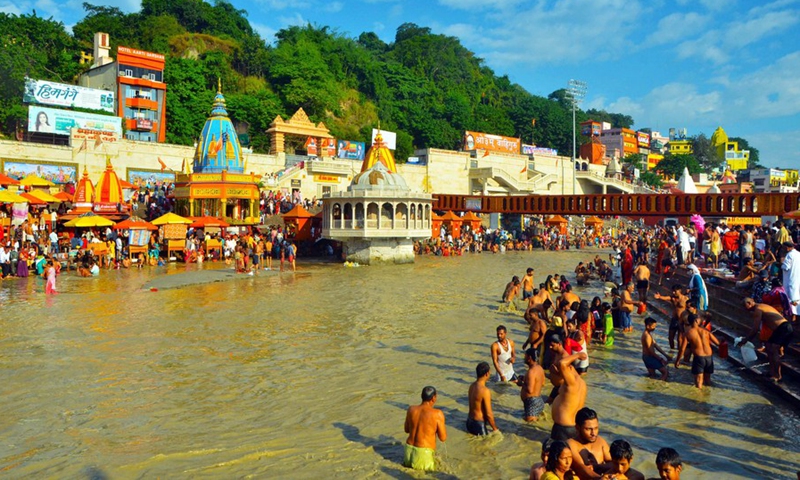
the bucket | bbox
[637,303,647,315]
[718,340,728,359]
[740,342,758,365]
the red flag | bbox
[520,165,527,173]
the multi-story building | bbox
[667,127,693,156]
[747,168,799,193]
[599,127,638,159]
[79,33,167,143]
[710,126,749,171]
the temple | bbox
[321,132,433,264]
[172,83,259,223]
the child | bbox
[641,317,671,381]
[529,438,553,480]
[608,439,644,480]
[655,447,683,480]
[601,302,614,347]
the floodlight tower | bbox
[567,79,587,195]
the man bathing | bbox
[522,267,536,300]
[641,317,671,381]
[519,348,546,422]
[654,285,688,350]
[633,259,651,304]
[467,362,499,435]
[567,407,612,480]
[549,337,589,441]
[491,325,517,382]
[403,386,447,471]
[742,297,794,382]
[675,313,720,389]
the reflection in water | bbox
[1,252,798,478]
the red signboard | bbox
[136,119,153,131]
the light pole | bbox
[567,79,587,196]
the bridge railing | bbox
[431,192,800,217]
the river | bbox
[1,250,798,479]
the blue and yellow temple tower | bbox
[173,83,259,224]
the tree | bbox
[729,136,762,169]
[655,153,702,179]
[692,133,721,172]
[639,171,663,189]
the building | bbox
[599,127,638,159]
[710,126,750,171]
[667,127,693,156]
[748,168,799,193]
[79,33,167,143]
[636,131,650,156]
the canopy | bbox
[64,212,115,228]
[19,175,55,187]
[25,189,60,203]
[0,190,28,203]
[546,215,569,224]
[20,192,47,205]
[0,173,20,186]
[190,216,230,228]
[785,209,800,220]
[439,211,461,222]
[113,216,158,231]
[461,211,481,222]
[152,212,192,225]
[584,216,604,225]
[53,191,73,202]
[282,204,313,219]
[119,179,136,189]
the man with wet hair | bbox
[654,284,688,349]
[522,267,536,300]
[549,338,588,441]
[676,313,720,389]
[467,362,499,435]
[567,407,611,479]
[742,297,794,382]
[608,439,645,480]
[655,447,683,480]
[491,325,517,383]
[403,386,447,471]
[641,317,671,381]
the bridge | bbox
[432,192,800,217]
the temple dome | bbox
[193,83,243,174]
[360,132,397,173]
[351,161,409,191]
[73,167,95,205]
[707,183,721,194]
[95,159,123,203]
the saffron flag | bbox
[482,150,490,158]
[94,133,103,149]
[520,165,527,173]
[158,157,168,171]
[73,138,87,155]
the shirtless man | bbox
[654,285,688,349]
[633,259,651,304]
[641,317,671,381]
[620,283,642,333]
[403,386,447,471]
[675,313,720,389]
[523,311,548,362]
[466,362,499,435]
[742,297,795,382]
[549,339,589,441]
[567,407,612,480]
[559,284,581,309]
[522,267,536,300]
[519,348,546,422]
[492,325,517,382]
[502,276,521,311]
[529,286,553,318]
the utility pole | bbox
[567,79,587,195]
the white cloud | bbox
[372,21,385,32]
[278,12,307,26]
[645,12,709,46]
[746,129,800,169]
[728,51,800,118]
[324,1,343,12]
[254,0,312,9]
[251,22,277,44]
[0,1,26,15]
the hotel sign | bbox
[464,131,520,155]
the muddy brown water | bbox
[1,251,798,478]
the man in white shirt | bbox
[782,241,800,319]
[49,230,59,255]
[0,244,11,278]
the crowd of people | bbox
[403,218,799,478]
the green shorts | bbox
[403,443,435,471]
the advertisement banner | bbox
[305,137,318,156]
[321,138,336,157]
[2,159,76,184]
[636,132,650,148]
[28,106,121,136]
[337,140,365,160]
[464,131,520,154]
[522,144,558,156]
[127,169,175,188]
[371,129,396,150]
[24,77,114,113]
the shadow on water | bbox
[332,422,401,464]
[417,361,471,376]
[81,466,109,480]
[395,345,474,364]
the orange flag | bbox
[520,165,527,173]
[94,133,103,148]
[482,150,490,158]
[158,157,167,171]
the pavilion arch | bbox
[397,203,408,228]
[381,202,393,228]
[266,108,334,155]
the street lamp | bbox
[567,79,587,195]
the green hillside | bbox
[1,0,636,162]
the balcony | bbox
[126,97,158,110]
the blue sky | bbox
[3,0,799,169]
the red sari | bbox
[655,240,667,274]
[622,247,634,285]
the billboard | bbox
[636,131,650,148]
[522,144,558,156]
[24,77,114,113]
[371,128,396,150]
[2,159,77,185]
[464,131,520,154]
[127,168,175,188]
[337,140,365,160]
[28,106,122,136]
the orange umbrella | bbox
[20,192,47,205]
[113,216,158,231]
[53,191,73,202]
[0,173,20,186]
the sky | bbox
[3,0,799,170]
